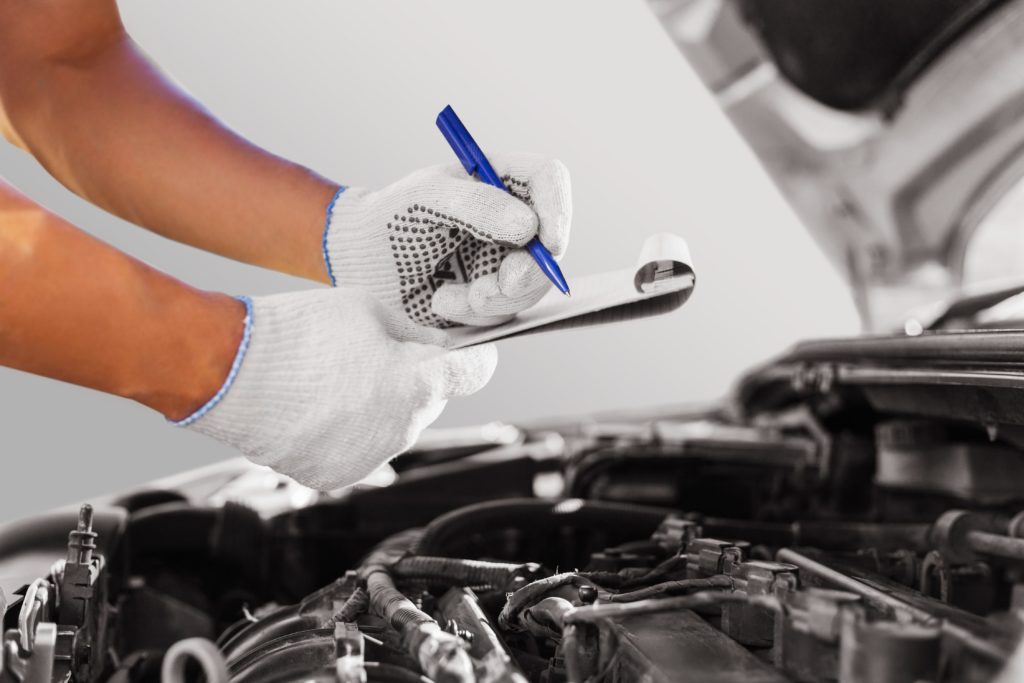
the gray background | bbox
[0,1,859,520]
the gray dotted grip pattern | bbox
[390,176,531,327]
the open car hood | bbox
[649,0,1024,331]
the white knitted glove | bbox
[323,153,571,328]
[175,289,497,490]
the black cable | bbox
[581,554,687,589]
[391,556,536,590]
[602,576,733,603]
[415,498,674,556]
[500,573,597,632]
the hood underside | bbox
[649,0,1024,331]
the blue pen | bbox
[436,105,571,296]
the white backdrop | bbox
[0,1,859,520]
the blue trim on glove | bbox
[171,295,254,427]
[322,186,347,287]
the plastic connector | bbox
[334,622,366,683]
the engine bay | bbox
[4,337,1024,683]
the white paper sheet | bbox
[448,233,696,348]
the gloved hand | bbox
[323,153,571,328]
[176,288,497,490]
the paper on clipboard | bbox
[448,233,695,348]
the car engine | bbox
[4,331,1024,683]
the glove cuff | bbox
[321,185,346,286]
[322,187,404,312]
[175,291,391,490]
[170,296,254,428]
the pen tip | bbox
[564,289,572,298]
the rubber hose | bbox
[364,570,434,635]
[366,663,438,682]
[359,529,423,576]
[161,638,229,683]
[562,625,584,683]
[128,503,218,554]
[415,498,674,556]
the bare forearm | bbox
[0,21,334,281]
[0,180,244,420]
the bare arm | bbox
[0,0,335,282]
[0,178,244,421]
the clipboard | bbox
[448,233,696,348]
